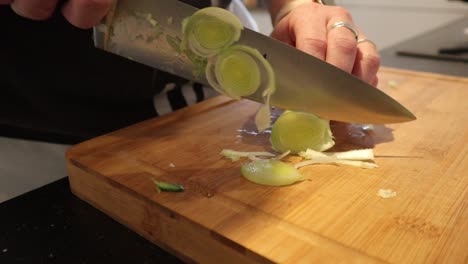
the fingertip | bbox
[11,0,58,21]
[62,0,113,29]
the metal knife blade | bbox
[93,0,416,124]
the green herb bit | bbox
[151,178,184,193]
[185,49,208,77]
[135,33,145,40]
[146,31,163,43]
[166,35,182,54]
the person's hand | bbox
[0,0,113,29]
[271,1,380,86]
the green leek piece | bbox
[270,111,335,154]
[151,178,184,193]
[241,159,303,186]
[182,7,243,57]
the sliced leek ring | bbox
[270,111,335,154]
[182,7,243,57]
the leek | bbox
[151,178,184,193]
[182,7,243,57]
[296,148,377,169]
[221,149,275,162]
[241,159,303,186]
[182,7,276,132]
[270,111,335,154]
[299,149,374,161]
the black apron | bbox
[0,0,224,143]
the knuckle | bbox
[331,6,352,20]
[362,53,381,70]
[333,37,357,55]
[300,37,327,51]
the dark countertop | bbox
[0,178,182,264]
[1,16,467,264]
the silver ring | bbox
[357,38,377,48]
[329,21,358,40]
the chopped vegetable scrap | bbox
[296,149,377,169]
[151,178,184,193]
[378,189,397,199]
[221,147,377,186]
[221,149,275,162]
[133,11,158,27]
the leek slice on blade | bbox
[215,50,261,97]
[206,45,276,131]
[182,7,243,57]
[206,45,274,98]
[270,111,335,154]
[241,159,303,186]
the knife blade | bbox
[93,0,416,124]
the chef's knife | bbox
[93,0,416,124]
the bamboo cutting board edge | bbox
[67,158,388,264]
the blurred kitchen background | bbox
[1,0,467,203]
[244,0,468,50]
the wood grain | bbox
[67,67,468,263]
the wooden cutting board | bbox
[66,68,468,264]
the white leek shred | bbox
[221,149,275,162]
[275,150,291,160]
[299,149,374,161]
[295,158,378,169]
[296,148,377,169]
[377,189,397,198]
